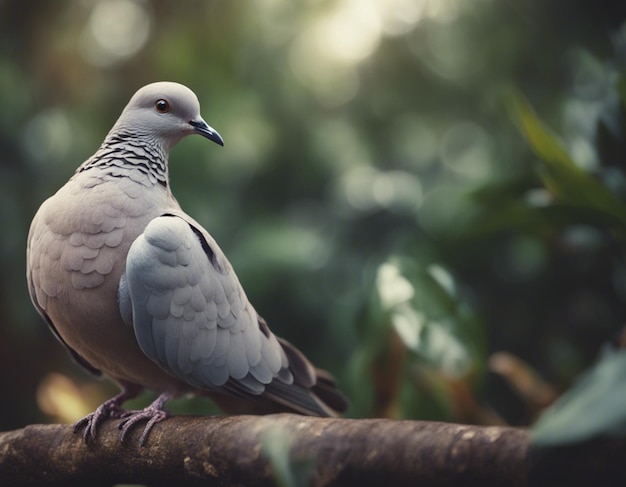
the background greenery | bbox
[2,0,626,435]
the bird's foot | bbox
[73,387,139,443]
[118,392,172,446]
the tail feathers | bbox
[311,369,349,415]
[263,374,347,417]
[203,371,348,417]
[274,337,349,416]
[277,337,316,388]
[205,368,348,417]
[202,337,349,417]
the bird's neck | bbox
[76,129,170,188]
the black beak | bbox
[190,119,224,146]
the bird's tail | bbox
[203,338,349,417]
[265,337,348,417]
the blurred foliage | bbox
[510,91,626,233]
[2,0,626,442]
[532,347,626,446]
[262,425,315,487]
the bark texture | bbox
[0,414,617,486]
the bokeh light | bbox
[81,0,152,68]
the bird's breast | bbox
[28,175,174,383]
[36,176,166,294]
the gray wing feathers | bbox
[125,213,285,393]
[124,211,346,416]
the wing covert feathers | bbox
[125,212,347,416]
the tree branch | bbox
[0,414,622,486]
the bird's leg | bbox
[73,383,141,443]
[118,391,173,446]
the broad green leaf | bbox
[509,92,626,229]
[532,347,626,446]
[374,258,473,377]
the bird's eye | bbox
[155,99,170,113]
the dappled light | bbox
[287,0,476,104]
[36,373,97,424]
[336,166,423,213]
[81,0,152,68]
[440,121,493,181]
[22,108,73,165]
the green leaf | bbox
[508,91,626,229]
[261,425,314,487]
[374,258,474,376]
[532,347,626,446]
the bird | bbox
[26,81,347,446]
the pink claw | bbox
[118,391,172,446]
[73,386,140,443]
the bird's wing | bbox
[123,210,337,415]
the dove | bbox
[26,81,347,445]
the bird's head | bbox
[113,81,224,151]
